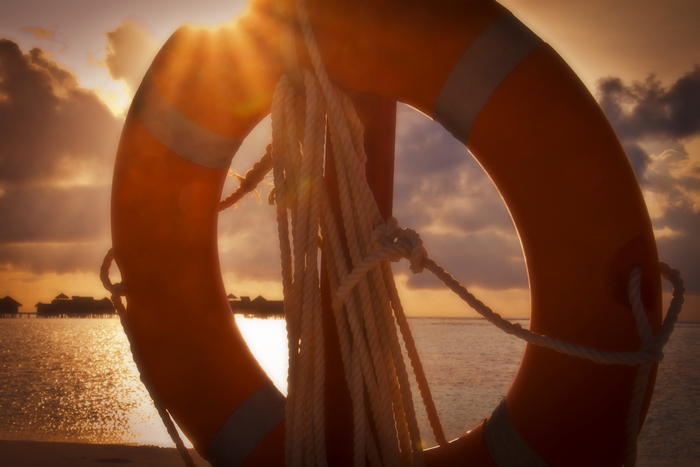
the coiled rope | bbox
[267,0,454,464]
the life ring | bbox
[110,1,663,466]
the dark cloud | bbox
[393,105,514,235]
[103,19,159,93]
[0,185,110,243]
[399,229,527,291]
[0,39,121,187]
[0,39,119,277]
[394,106,465,178]
[598,68,700,294]
[394,158,513,237]
[217,187,282,282]
[0,240,111,275]
[598,66,700,179]
[392,105,523,291]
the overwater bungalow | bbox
[0,296,22,318]
[228,293,284,318]
[35,293,116,318]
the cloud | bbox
[0,39,119,282]
[102,19,159,93]
[0,240,111,275]
[392,105,525,291]
[0,185,110,243]
[0,39,121,188]
[597,67,700,294]
[643,149,700,293]
[597,66,700,178]
[22,27,54,40]
[218,185,282,283]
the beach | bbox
[0,440,210,467]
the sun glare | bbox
[95,85,132,116]
[234,315,289,394]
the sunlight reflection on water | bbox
[0,318,171,446]
[0,316,290,448]
[0,317,697,466]
[234,315,289,395]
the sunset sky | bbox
[1,0,698,320]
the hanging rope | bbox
[100,250,197,467]
[219,144,273,212]
[265,1,450,465]
[331,219,685,467]
[269,63,429,465]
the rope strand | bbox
[331,221,685,467]
[100,250,196,467]
[218,144,273,212]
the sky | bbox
[0,0,698,320]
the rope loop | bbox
[398,227,427,274]
[337,213,684,467]
[340,217,685,370]
[98,250,196,467]
[99,249,126,298]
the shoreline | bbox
[0,440,211,467]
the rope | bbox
[276,2,447,466]
[264,1,446,465]
[96,141,275,467]
[100,250,196,467]
[334,221,685,467]
[218,144,273,212]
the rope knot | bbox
[110,282,127,297]
[398,227,427,274]
[648,348,665,363]
[371,216,401,250]
[100,249,126,297]
[371,217,427,274]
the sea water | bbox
[0,317,698,466]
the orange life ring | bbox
[110,1,662,466]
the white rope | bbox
[623,266,653,467]
[272,69,430,464]
[267,1,446,465]
[335,220,685,466]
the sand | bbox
[0,440,212,467]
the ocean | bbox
[0,316,698,466]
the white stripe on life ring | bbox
[132,70,242,170]
[433,13,543,144]
[205,382,286,466]
[484,398,550,467]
